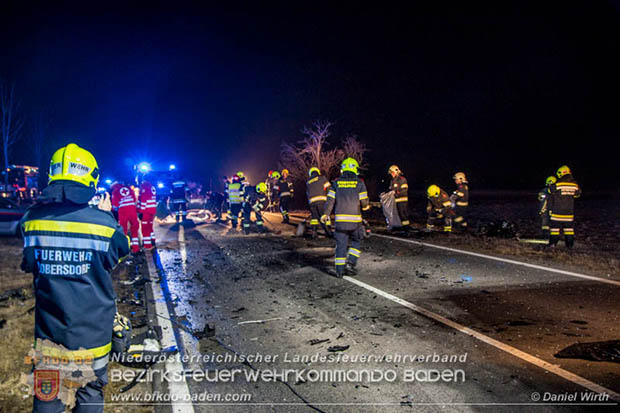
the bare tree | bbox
[279,120,369,181]
[0,79,24,182]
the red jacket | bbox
[111,185,137,212]
[139,181,157,213]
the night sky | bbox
[1,2,619,193]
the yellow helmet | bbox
[282,169,289,176]
[308,167,321,176]
[388,165,401,175]
[256,182,267,193]
[453,172,467,183]
[427,184,440,198]
[236,171,244,179]
[556,165,571,178]
[272,171,281,179]
[341,157,359,175]
[545,176,557,186]
[49,143,99,188]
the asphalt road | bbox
[145,215,619,412]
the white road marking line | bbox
[372,233,620,287]
[145,250,195,413]
[344,275,620,402]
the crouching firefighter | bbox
[548,165,581,248]
[426,185,454,232]
[306,166,332,238]
[21,143,130,413]
[243,182,268,234]
[538,176,556,240]
[322,157,370,278]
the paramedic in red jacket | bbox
[139,179,157,249]
[111,182,140,253]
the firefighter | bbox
[388,165,410,228]
[322,157,370,278]
[548,165,581,248]
[139,179,157,249]
[306,166,332,238]
[111,181,140,253]
[243,182,268,234]
[426,185,454,232]
[170,179,188,222]
[226,174,244,233]
[21,143,130,412]
[451,172,469,230]
[274,169,294,224]
[237,171,249,189]
[538,176,556,239]
[267,170,280,212]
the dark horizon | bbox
[2,2,619,193]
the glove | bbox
[320,214,329,224]
[112,312,132,355]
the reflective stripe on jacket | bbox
[324,171,370,231]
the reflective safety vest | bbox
[306,174,330,205]
[21,199,130,370]
[227,182,243,204]
[324,171,370,231]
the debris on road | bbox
[237,317,282,325]
[554,340,620,363]
[309,338,330,346]
[327,345,350,352]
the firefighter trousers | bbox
[243,205,264,233]
[309,202,331,235]
[427,212,452,232]
[228,203,243,229]
[453,206,468,228]
[396,200,410,226]
[540,213,550,239]
[119,209,140,253]
[33,365,108,413]
[549,218,575,248]
[334,226,365,276]
[141,212,155,248]
[280,195,291,221]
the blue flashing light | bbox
[157,182,164,189]
[104,179,112,185]
[169,164,176,170]
[138,162,151,173]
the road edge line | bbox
[343,275,620,402]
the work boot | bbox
[345,263,358,276]
[244,226,251,235]
[283,216,290,224]
[327,267,343,279]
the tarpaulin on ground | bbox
[380,191,401,230]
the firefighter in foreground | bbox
[170,179,189,222]
[306,166,332,238]
[226,174,244,233]
[138,178,157,249]
[426,184,454,232]
[388,165,410,228]
[451,172,469,230]
[21,143,130,412]
[243,181,268,234]
[274,169,294,224]
[322,157,370,278]
[111,180,140,253]
[548,165,581,248]
[538,176,556,240]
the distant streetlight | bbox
[157,182,164,189]
[105,179,112,185]
[138,162,151,173]
[169,164,176,171]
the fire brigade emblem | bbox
[120,187,130,196]
[34,369,60,401]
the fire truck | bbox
[0,165,40,199]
